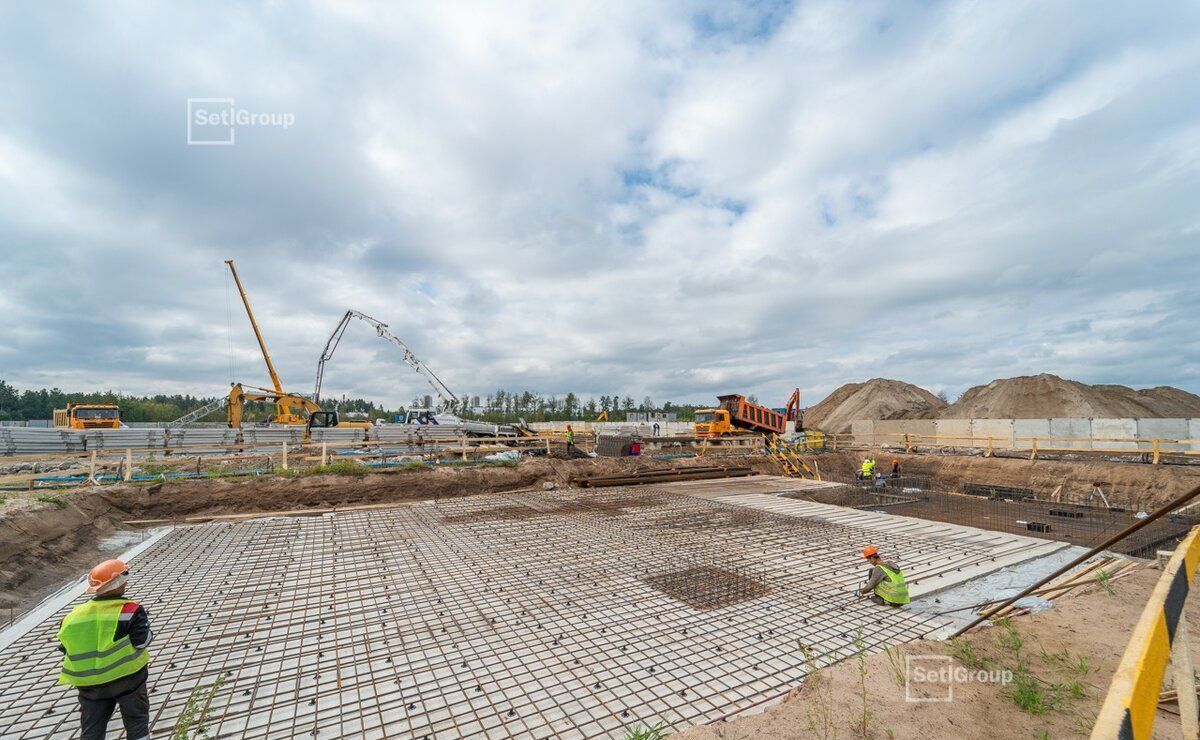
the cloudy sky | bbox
[1,0,1198,409]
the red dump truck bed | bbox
[717,394,786,435]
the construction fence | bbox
[848,417,1200,455]
[0,423,468,458]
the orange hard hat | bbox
[861,546,879,559]
[86,559,128,593]
[892,459,899,464]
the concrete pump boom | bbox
[315,310,459,411]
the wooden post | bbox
[986,436,993,458]
[460,436,467,461]
[546,437,551,455]
[904,434,912,453]
[88,450,98,484]
[1030,438,1038,461]
[281,441,289,471]
[1153,439,1161,465]
[321,443,328,466]
[1173,610,1199,739]
[124,449,133,482]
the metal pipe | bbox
[950,481,1200,638]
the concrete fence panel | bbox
[972,419,1015,447]
[850,420,875,444]
[934,419,972,444]
[1048,418,1092,450]
[1092,418,1138,451]
[871,420,912,442]
[1012,419,1051,448]
[1136,418,1190,452]
[1190,419,1200,452]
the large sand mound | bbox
[803,378,945,433]
[939,373,1200,418]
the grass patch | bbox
[622,721,667,740]
[35,494,67,508]
[310,460,366,475]
[949,637,990,670]
[882,644,907,687]
[1002,671,1062,715]
[1093,569,1115,595]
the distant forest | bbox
[0,380,722,423]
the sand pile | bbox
[939,374,1200,418]
[803,378,945,433]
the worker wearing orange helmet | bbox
[57,559,154,740]
[565,423,575,454]
[891,458,901,479]
[858,546,909,607]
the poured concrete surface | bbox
[0,476,1065,738]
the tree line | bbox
[0,380,718,424]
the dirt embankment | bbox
[0,455,776,614]
[679,566,1195,740]
[940,373,1200,419]
[810,449,1200,508]
[804,379,946,434]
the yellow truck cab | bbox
[694,408,734,437]
[53,403,121,430]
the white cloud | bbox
[0,0,1198,410]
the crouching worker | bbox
[858,546,909,607]
[58,559,153,740]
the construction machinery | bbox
[217,260,367,430]
[314,309,459,412]
[694,389,802,438]
[53,403,121,430]
[594,410,608,422]
[695,394,787,437]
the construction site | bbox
[4,263,1200,740]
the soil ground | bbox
[677,565,1195,740]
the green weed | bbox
[622,721,667,740]
[311,460,365,475]
[882,645,906,687]
[171,673,227,739]
[1094,570,1115,596]
[1002,671,1061,715]
[35,494,66,508]
[949,638,988,670]
[850,629,873,738]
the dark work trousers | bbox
[78,668,150,740]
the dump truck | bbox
[694,394,787,438]
[53,403,122,430]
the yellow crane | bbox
[224,259,320,427]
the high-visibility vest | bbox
[57,599,150,687]
[873,564,910,605]
[566,429,575,443]
[862,460,875,476]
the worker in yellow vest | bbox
[57,559,153,740]
[859,456,876,480]
[565,423,575,454]
[858,546,909,607]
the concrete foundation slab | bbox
[0,477,1060,739]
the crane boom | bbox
[225,259,285,396]
[315,310,459,411]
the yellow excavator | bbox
[223,260,368,431]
